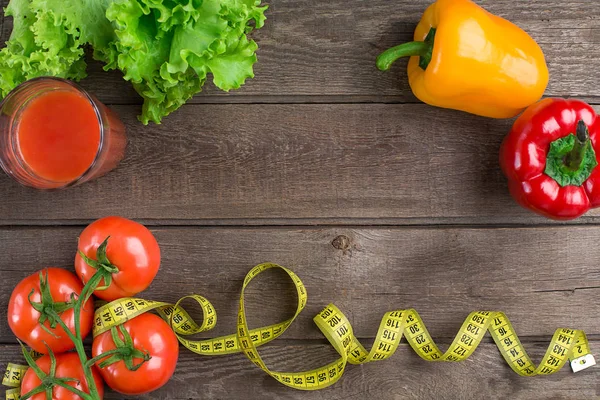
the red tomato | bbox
[92,313,179,395]
[21,352,104,400]
[75,216,161,301]
[8,268,94,354]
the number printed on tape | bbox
[4,263,595,396]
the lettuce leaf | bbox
[107,0,267,124]
[0,0,266,124]
[29,0,119,66]
[0,0,87,98]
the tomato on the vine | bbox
[75,216,161,301]
[92,313,179,395]
[20,352,104,400]
[8,268,94,354]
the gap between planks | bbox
[6,218,600,228]
[1,336,600,347]
[102,95,600,106]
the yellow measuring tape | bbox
[3,363,26,400]
[3,263,596,396]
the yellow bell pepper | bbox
[376,0,549,118]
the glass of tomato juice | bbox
[0,77,126,189]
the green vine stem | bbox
[96,326,151,371]
[45,272,104,399]
[84,349,123,370]
[22,237,149,400]
[17,341,93,400]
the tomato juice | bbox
[0,78,126,189]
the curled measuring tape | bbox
[93,263,597,389]
[3,263,596,396]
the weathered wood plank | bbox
[1,226,600,343]
[2,103,600,224]
[1,1,600,104]
[1,342,598,399]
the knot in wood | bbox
[331,235,351,251]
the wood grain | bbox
[2,103,600,224]
[1,1,599,104]
[1,226,600,343]
[1,1,599,398]
[1,342,598,400]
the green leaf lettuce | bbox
[0,0,267,124]
[0,0,87,97]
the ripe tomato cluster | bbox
[7,216,179,399]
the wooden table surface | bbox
[2,0,600,399]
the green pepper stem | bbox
[376,28,436,71]
[565,120,590,171]
[376,41,430,71]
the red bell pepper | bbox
[500,98,600,220]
